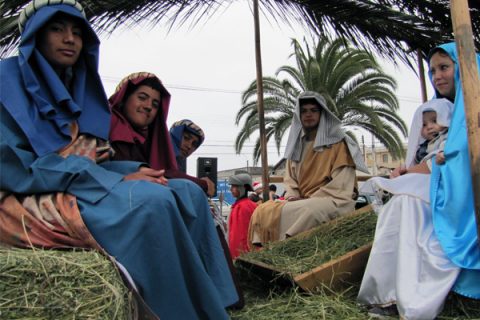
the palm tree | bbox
[235,37,408,163]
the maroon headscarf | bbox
[109,72,177,170]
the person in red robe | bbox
[108,72,215,196]
[227,173,257,259]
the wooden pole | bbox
[253,0,270,201]
[450,0,480,242]
[417,48,428,103]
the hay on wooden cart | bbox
[0,247,132,319]
[231,205,480,319]
[241,209,377,276]
[232,261,480,320]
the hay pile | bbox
[0,247,132,319]
[242,210,377,275]
[231,268,480,320]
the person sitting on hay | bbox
[248,91,368,246]
[0,1,238,319]
[108,71,244,309]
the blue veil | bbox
[0,4,110,156]
[429,42,480,298]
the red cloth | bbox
[109,72,177,171]
[108,72,208,192]
[228,197,257,259]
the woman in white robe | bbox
[357,98,458,319]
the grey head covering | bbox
[228,173,254,198]
[283,91,369,173]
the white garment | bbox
[357,98,457,320]
[357,191,460,320]
[405,98,453,168]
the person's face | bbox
[123,85,161,130]
[230,185,241,198]
[429,52,456,100]
[37,16,83,72]
[180,132,200,158]
[421,111,446,141]
[300,103,321,131]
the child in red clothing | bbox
[228,173,257,259]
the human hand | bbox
[201,177,216,197]
[124,167,168,185]
[390,165,407,179]
[436,151,445,165]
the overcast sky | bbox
[97,2,433,176]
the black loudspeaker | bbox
[197,157,218,197]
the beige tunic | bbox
[249,139,357,245]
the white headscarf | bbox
[404,98,454,168]
[283,91,369,173]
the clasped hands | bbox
[124,167,168,185]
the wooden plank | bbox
[450,0,480,245]
[293,243,372,292]
[235,256,294,287]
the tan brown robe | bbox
[249,139,357,246]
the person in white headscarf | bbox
[248,91,368,245]
[357,98,457,319]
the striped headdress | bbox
[18,0,86,33]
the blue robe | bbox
[429,42,480,299]
[0,4,237,319]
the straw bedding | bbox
[242,210,378,275]
[0,247,132,319]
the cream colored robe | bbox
[249,139,357,245]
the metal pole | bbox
[450,0,480,244]
[253,0,270,201]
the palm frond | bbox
[2,0,479,60]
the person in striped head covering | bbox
[248,91,368,246]
[169,119,205,173]
[108,73,217,196]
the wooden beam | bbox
[252,0,270,200]
[450,0,480,244]
[417,48,428,103]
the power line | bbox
[102,75,242,94]
[101,75,424,102]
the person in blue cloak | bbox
[169,119,205,173]
[357,42,480,319]
[0,1,237,319]
[428,42,480,301]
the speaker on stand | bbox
[197,157,218,197]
